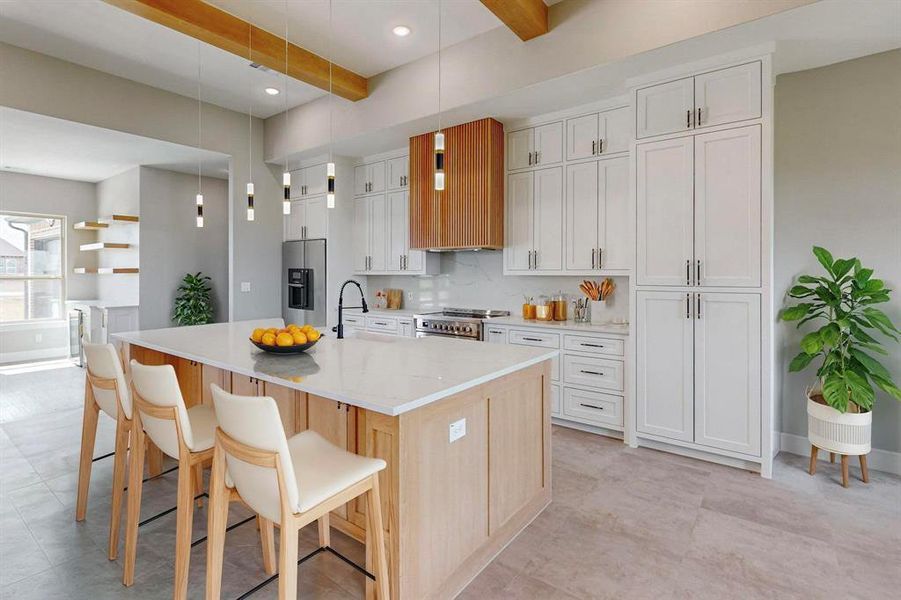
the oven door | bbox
[415,331,480,341]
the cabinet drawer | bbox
[551,384,561,416]
[563,387,623,428]
[563,354,623,391]
[366,316,398,334]
[563,335,624,357]
[485,327,508,344]
[509,329,561,348]
[343,315,365,329]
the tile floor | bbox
[1,364,898,599]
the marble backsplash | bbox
[365,250,629,321]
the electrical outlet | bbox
[34,333,42,343]
[407,291,414,302]
[449,418,466,443]
[240,282,251,292]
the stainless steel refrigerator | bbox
[282,239,326,326]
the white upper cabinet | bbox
[533,167,563,271]
[533,122,563,166]
[507,128,533,171]
[354,161,386,195]
[505,171,534,271]
[303,164,328,196]
[387,191,407,272]
[694,62,761,128]
[636,62,761,139]
[565,161,599,270]
[353,196,370,272]
[694,126,761,287]
[284,196,327,240]
[356,184,435,275]
[507,122,562,170]
[368,194,387,271]
[566,107,630,160]
[284,200,305,240]
[598,157,630,270]
[387,156,409,190]
[636,290,694,442]
[636,137,694,286]
[636,77,694,139]
[694,292,761,456]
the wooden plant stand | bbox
[808,444,870,488]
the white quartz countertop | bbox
[486,316,630,336]
[344,308,423,318]
[113,319,557,416]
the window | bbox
[0,213,65,322]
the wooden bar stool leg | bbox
[147,440,164,477]
[317,514,330,548]
[75,380,100,522]
[830,452,836,463]
[259,516,277,576]
[366,474,390,600]
[205,448,229,600]
[123,420,146,586]
[278,521,299,600]
[808,444,819,475]
[859,454,870,483]
[193,463,205,508]
[840,454,849,488]
[173,455,196,600]
[107,415,130,559]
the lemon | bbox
[261,332,276,346]
[276,332,295,347]
[251,328,265,342]
[306,329,321,342]
[292,331,308,345]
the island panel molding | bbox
[409,118,504,250]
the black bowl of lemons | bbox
[250,324,322,354]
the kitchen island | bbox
[113,319,556,599]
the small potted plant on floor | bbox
[173,272,215,326]
[780,247,900,484]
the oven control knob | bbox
[463,326,471,333]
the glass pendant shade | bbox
[246,182,255,221]
[434,131,445,191]
[327,162,336,208]
[282,171,291,214]
[195,193,204,228]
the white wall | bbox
[775,49,901,454]
[0,42,281,322]
[0,170,97,300]
[96,167,140,306]
[366,252,629,321]
[138,167,228,330]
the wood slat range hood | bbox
[409,118,504,251]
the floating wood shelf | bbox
[80,242,130,251]
[104,214,139,223]
[73,267,139,274]
[73,221,109,230]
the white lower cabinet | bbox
[636,290,761,456]
[551,384,561,417]
[562,354,624,392]
[365,315,398,335]
[485,326,508,344]
[398,318,414,338]
[563,387,623,428]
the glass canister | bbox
[535,296,553,321]
[552,293,567,321]
[522,296,536,320]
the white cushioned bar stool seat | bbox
[206,385,390,600]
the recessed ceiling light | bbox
[392,25,411,37]
[264,87,280,95]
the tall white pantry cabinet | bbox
[631,56,774,477]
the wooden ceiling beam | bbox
[479,0,549,41]
[102,0,368,101]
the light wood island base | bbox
[126,343,552,599]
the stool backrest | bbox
[210,385,299,524]
[83,342,131,419]
[129,360,195,459]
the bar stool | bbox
[206,385,390,600]
[123,360,219,598]
[76,342,132,560]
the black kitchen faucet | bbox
[333,279,368,339]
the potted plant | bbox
[780,247,900,480]
[172,272,215,326]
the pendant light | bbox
[434,0,444,191]
[246,21,255,222]
[282,1,291,215]
[195,41,204,228]
[326,0,336,209]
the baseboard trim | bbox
[779,432,901,476]
[0,347,69,365]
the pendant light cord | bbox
[197,41,202,195]
[284,0,289,176]
[248,21,253,178]
[329,0,333,163]
[437,0,442,133]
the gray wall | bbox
[0,170,97,300]
[0,42,281,322]
[775,49,901,454]
[96,167,140,306]
[138,167,228,329]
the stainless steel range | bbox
[413,308,511,341]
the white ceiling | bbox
[0,0,517,118]
[0,107,230,182]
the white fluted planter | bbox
[807,391,872,456]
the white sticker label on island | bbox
[449,418,466,443]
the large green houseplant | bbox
[172,272,214,326]
[780,247,900,464]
